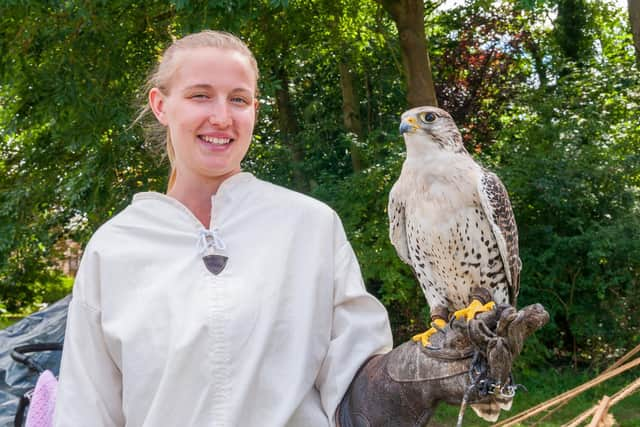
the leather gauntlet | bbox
[337,304,549,427]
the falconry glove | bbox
[337,303,548,427]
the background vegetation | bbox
[1,0,639,407]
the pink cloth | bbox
[25,370,58,427]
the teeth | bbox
[201,136,231,145]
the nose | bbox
[208,100,232,127]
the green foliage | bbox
[312,148,430,343]
[554,0,595,65]
[0,0,171,310]
[0,276,73,327]
[490,18,640,365]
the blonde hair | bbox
[136,30,259,191]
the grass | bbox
[429,367,640,426]
[0,276,74,331]
[0,316,20,329]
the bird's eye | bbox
[420,112,437,123]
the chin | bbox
[205,166,240,180]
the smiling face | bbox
[149,46,258,192]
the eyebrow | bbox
[183,84,253,94]
[184,84,213,91]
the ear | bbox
[149,87,168,126]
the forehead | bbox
[168,47,257,92]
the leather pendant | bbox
[203,254,228,275]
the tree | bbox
[338,62,364,171]
[376,0,438,107]
[630,0,640,65]
[492,51,640,367]
[0,0,173,309]
[429,2,532,149]
[553,0,595,68]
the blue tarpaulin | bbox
[0,296,69,427]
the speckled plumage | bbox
[389,106,521,317]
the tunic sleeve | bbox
[54,246,125,427]
[315,218,393,426]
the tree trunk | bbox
[630,0,640,66]
[328,5,365,172]
[554,0,592,68]
[378,0,437,108]
[338,62,364,172]
[525,33,548,88]
[274,64,309,192]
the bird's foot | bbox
[453,299,496,322]
[412,318,447,346]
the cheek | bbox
[169,104,209,128]
[237,111,256,135]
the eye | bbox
[420,112,437,123]
[190,94,209,100]
[230,96,250,105]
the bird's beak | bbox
[399,117,418,135]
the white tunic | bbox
[54,173,392,427]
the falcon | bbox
[389,106,521,346]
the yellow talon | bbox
[453,299,496,321]
[412,318,447,346]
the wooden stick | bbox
[508,343,640,427]
[609,376,640,403]
[530,399,569,426]
[603,343,640,374]
[494,357,640,427]
[565,406,597,427]
[532,344,640,427]
[563,376,640,427]
[586,396,610,427]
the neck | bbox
[167,169,240,227]
[404,134,439,160]
[404,133,467,160]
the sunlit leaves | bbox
[491,35,640,365]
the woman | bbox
[54,30,392,426]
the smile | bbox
[200,135,232,145]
